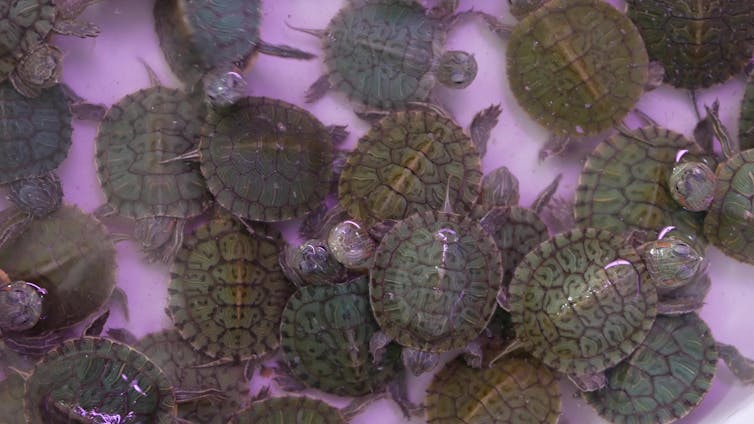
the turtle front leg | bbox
[656,271,710,315]
[402,348,441,376]
[469,104,502,157]
[539,133,572,161]
[644,61,665,91]
[718,342,754,384]
[134,217,185,263]
[568,372,607,392]
[272,360,307,392]
[478,12,515,38]
[305,74,332,103]
[257,39,316,60]
[369,331,393,364]
[461,339,483,368]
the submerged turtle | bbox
[154,0,313,106]
[425,355,561,424]
[171,96,347,223]
[229,395,349,424]
[0,0,100,97]
[626,0,754,90]
[585,313,754,424]
[0,205,118,355]
[293,0,481,111]
[339,104,499,227]
[278,276,402,397]
[0,82,104,247]
[483,0,652,155]
[95,70,212,263]
[167,214,293,365]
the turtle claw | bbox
[305,74,331,103]
[568,372,607,392]
[327,124,349,145]
[175,387,228,404]
[462,340,483,368]
[272,362,307,392]
[539,134,571,161]
[717,343,754,384]
[402,349,441,376]
[257,39,316,60]
[644,61,665,91]
[285,22,328,39]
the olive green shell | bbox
[0,82,72,183]
[154,0,262,87]
[322,0,445,109]
[24,337,176,424]
[370,210,502,352]
[507,0,648,137]
[585,313,717,424]
[627,0,754,89]
[229,396,345,424]
[96,86,211,220]
[426,356,561,424]
[739,73,754,151]
[509,228,657,376]
[0,205,116,335]
[575,126,707,239]
[0,0,55,81]
[339,109,482,226]
[0,373,25,424]
[136,330,247,424]
[280,276,402,397]
[703,149,754,264]
[200,97,334,221]
[168,215,293,362]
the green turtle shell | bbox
[24,337,176,423]
[339,109,482,226]
[154,0,262,87]
[95,86,211,220]
[0,82,72,183]
[739,73,754,151]
[370,210,502,352]
[136,330,247,424]
[703,149,754,264]
[199,97,334,222]
[0,0,55,82]
[626,0,754,89]
[575,126,707,239]
[509,227,657,376]
[585,313,717,424]
[229,396,345,424]
[168,215,293,362]
[322,0,445,109]
[507,0,648,137]
[0,373,25,424]
[426,355,561,423]
[280,276,402,397]
[0,205,116,335]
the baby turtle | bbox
[154,0,313,106]
[95,80,212,263]
[0,82,104,247]
[339,104,499,227]
[0,0,100,97]
[484,0,650,153]
[167,214,293,365]
[425,355,561,424]
[229,396,347,424]
[0,205,117,353]
[585,313,754,424]
[278,276,402,397]
[505,227,657,390]
[172,96,346,223]
[626,0,754,89]
[21,337,177,423]
[293,0,480,112]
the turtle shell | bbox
[168,215,293,362]
[199,97,334,222]
[739,73,754,151]
[339,109,482,226]
[280,276,402,397]
[0,205,116,335]
[229,396,345,424]
[0,0,55,81]
[95,86,212,220]
[507,0,648,136]
[0,373,25,424]
[322,0,444,109]
[370,210,502,352]
[626,0,754,89]
[585,313,717,424]
[575,126,707,239]
[426,355,561,423]
[703,149,754,264]
[24,337,176,423]
[509,227,657,376]
[0,82,72,184]
[154,0,262,87]
[136,330,247,424]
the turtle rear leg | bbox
[539,133,572,161]
[305,74,332,103]
[469,104,502,157]
[718,342,754,384]
[257,40,315,60]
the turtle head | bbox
[11,45,63,97]
[437,51,477,89]
[508,0,546,20]
[0,281,44,332]
[8,174,63,218]
[642,236,704,291]
[202,68,247,107]
[668,161,716,212]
